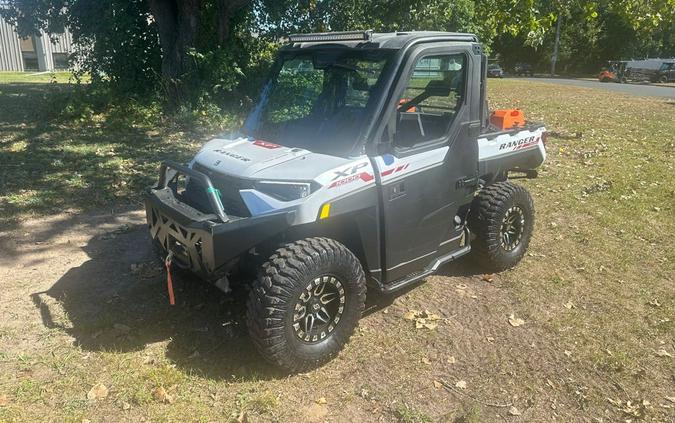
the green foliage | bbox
[2,0,673,117]
[264,61,324,124]
[2,0,162,98]
[493,0,674,74]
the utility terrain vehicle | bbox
[145,31,547,371]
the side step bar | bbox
[378,245,472,295]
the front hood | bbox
[192,137,351,181]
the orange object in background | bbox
[598,70,616,82]
[490,109,525,130]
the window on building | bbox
[20,37,38,71]
[52,53,69,70]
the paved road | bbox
[518,77,675,99]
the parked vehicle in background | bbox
[618,58,674,82]
[487,63,504,78]
[599,61,627,83]
[514,63,533,76]
[598,69,615,82]
[653,62,674,83]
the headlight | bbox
[255,181,312,201]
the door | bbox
[374,47,480,283]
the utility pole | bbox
[551,14,562,76]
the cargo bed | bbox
[477,122,547,182]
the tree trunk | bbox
[216,0,249,44]
[148,0,249,107]
[148,0,200,106]
[550,13,562,77]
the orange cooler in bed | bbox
[490,109,525,130]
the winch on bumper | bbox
[144,161,293,280]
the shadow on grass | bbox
[27,218,484,381]
[0,83,200,227]
[30,222,284,381]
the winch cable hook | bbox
[164,251,176,305]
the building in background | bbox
[0,13,73,72]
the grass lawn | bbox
[0,79,673,422]
[0,72,83,84]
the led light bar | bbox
[288,30,373,43]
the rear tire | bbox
[469,182,534,272]
[246,237,366,372]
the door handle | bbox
[389,182,405,200]
[456,176,478,189]
[468,120,481,138]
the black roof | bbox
[284,31,479,50]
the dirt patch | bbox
[2,80,674,422]
[2,208,670,422]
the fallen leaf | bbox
[0,394,8,406]
[455,380,467,389]
[486,336,495,343]
[564,350,572,357]
[422,322,438,330]
[655,349,672,358]
[563,301,575,309]
[303,404,327,423]
[481,274,495,283]
[122,401,131,410]
[315,397,327,405]
[421,357,432,365]
[87,383,109,400]
[421,310,441,321]
[433,380,442,389]
[408,310,441,330]
[403,311,417,320]
[153,386,174,404]
[508,314,525,327]
[648,298,661,307]
[508,406,521,416]
[447,356,456,364]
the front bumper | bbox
[144,161,293,280]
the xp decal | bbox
[380,163,410,176]
[331,162,370,181]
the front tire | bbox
[469,182,535,272]
[246,237,366,372]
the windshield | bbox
[243,49,394,156]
